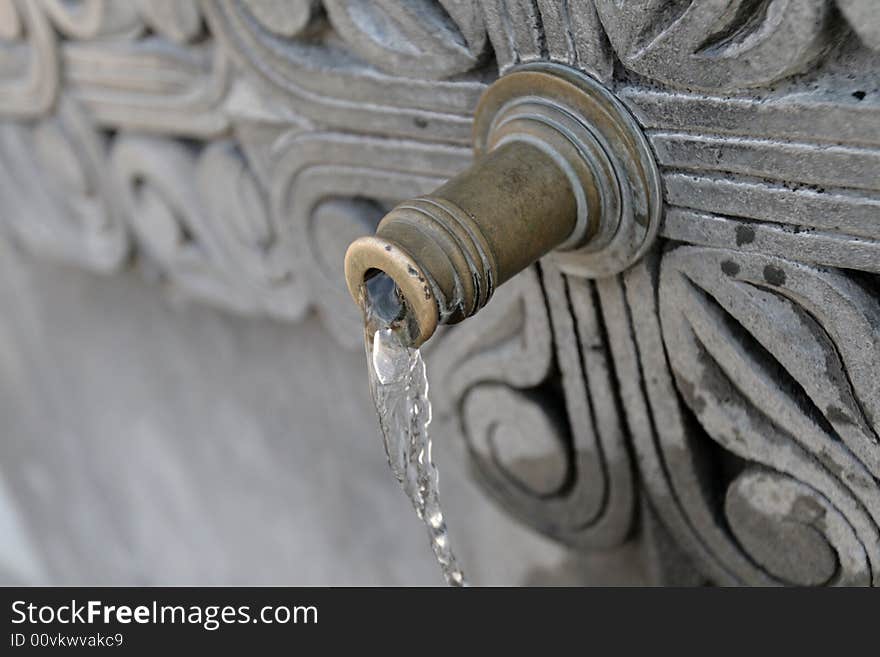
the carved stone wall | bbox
[1,1,878,586]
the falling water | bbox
[360,272,467,587]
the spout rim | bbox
[344,235,439,348]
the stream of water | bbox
[361,273,468,587]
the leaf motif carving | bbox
[240,0,319,38]
[324,0,487,79]
[42,0,141,40]
[658,246,880,585]
[594,0,835,90]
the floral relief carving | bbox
[657,247,880,585]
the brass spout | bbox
[345,63,662,347]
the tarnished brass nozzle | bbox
[345,63,662,347]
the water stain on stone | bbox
[826,404,854,426]
[817,449,844,480]
[792,494,826,524]
[847,470,875,491]
[763,264,786,286]
[698,357,738,407]
[721,260,740,277]
[676,376,706,415]
[735,225,756,246]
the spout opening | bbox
[344,235,440,348]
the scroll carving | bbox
[204,1,484,144]
[0,0,58,117]
[432,263,636,548]
[112,134,306,317]
[0,98,127,271]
